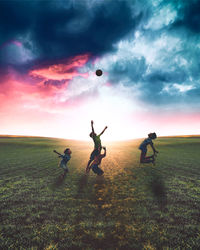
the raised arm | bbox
[99,126,108,136]
[91,120,95,134]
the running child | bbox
[139,132,158,164]
[88,147,106,176]
[86,120,107,172]
[53,148,72,177]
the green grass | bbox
[0,136,200,249]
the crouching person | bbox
[89,147,106,176]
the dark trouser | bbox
[87,148,101,168]
[90,148,101,160]
[91,164,104,176]
[140,149,154,163]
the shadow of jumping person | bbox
[52,174,66,188]
[75,173,89,199]
[149,171,167,210]
[135,162,167,211]
[92,175,106,210]
[50,174,67,190]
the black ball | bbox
[96,69,103,76]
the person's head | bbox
[64,148,72,155]
[148,132,157,140]
[89,132,96,138]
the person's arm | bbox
[99,126,108,136]
[53,150,62,157]
[102,147,106,157]
[91,120,95,134]
[150,143,158,154]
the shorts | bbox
[90,148,100,160]
[139,147,147,154]
[91,164,104,176]
[59,161,69,172]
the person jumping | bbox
[86,120,107,173]
[88,147,107,176]
[139,132,158,164]
[53,148,72,177]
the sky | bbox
[0,0,200,141]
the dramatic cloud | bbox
[171,0,200,33]
[0,0,143,67]
[30,54,89,80]
[0,0,200,139]
[98,0,200,109]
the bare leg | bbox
[141,159,154,163]
[86,159,93,173]
[87,159,92,168]
[62,169,68,178]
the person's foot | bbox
[86,166,90,173]
[152,157,155,165]
[63,171,68,177]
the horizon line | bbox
[0,133,200,142]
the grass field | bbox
[0,136,200,249]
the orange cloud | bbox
[29,54,90,80]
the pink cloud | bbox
[92,56,100,65]
[0,40,22,49]
[30,54,90,80]
[0,53,91,114]
[105,82,112,87]
[12,41,23,47]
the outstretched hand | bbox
[154,151,158,156]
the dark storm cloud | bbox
[171,0,200,33]
[0,1,35,44]
[104,0,200,107]
[0,0,142,68]
[145,67,189,85]
[108,56,147,84]
[186,87,200,100]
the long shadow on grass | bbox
[50,174,66,190]
[75,173,89,199]
[150,171,167,209]
[93,175,107,210]
[137,165,167,209]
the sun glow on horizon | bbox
[53,90,142,141]
[1,87,200,141]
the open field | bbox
[0,136,200,249]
